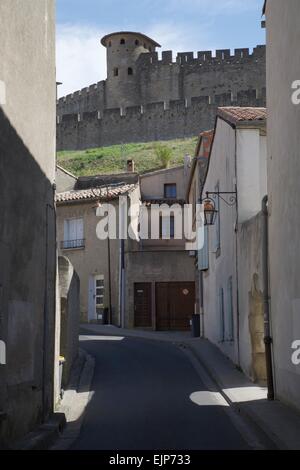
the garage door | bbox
[156,282,195,331]
[134,283,152,328]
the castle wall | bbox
[57,46,266,150]
[57,89,266,150]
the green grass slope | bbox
[57,137,197,176]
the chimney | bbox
[127,159,135,173]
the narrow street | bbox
[71,332,263,450]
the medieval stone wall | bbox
[57,45,266,150]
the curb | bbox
[180,341,282,450]
[14,413,66,450]
[50,348,95,450]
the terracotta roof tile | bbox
[56,183,137,204]
[218,107,266,125]
[142,198,185,207]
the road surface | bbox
[72,332,263,450]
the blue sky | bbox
[56,0,266,97]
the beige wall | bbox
[125,251,195,329]
[57,200,121,325]
[141,166,186,200]
[266,0,300,410]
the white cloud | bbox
[56,23,107,98]
[146,20,216,58]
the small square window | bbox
[164,184,177,199]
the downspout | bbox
[234,128,241,367]
[262,195,275,400]
[199,270,205,338]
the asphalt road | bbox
[72,333,255,450]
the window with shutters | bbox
[62,218,84,249]
[198,225,209,271]
[160,215,175,239]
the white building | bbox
[200,107,268,382]
[264,0,300,410]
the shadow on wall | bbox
[58,256,80,388]
[0,107,56,447]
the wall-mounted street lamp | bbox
[202,190,237,226]
[203,198,218,226]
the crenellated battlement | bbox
[57,80,106,106]
[57,87,266,151]
[58,87,266,124]
[136,45,265,67]
[57,41,266,151]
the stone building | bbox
[57,31,266,150]
[56,170,140,325]
[0,0,57,446]
[56,164,195,330]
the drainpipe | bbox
[234,128,241,367]
[199,271,205,338]
[262,195,275,401]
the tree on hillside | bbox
[155,145,172,169]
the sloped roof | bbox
[56,183,137,204]
[218,107,267,126]
[142,198,185,207]
[75,172,139,190]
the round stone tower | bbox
[101,32,161,109]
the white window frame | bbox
[63,217,84,249]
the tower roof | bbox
[101,31,161,48]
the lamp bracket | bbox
[205,191,237,207]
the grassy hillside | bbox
[57,137,197,176]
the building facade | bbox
[0,0,57,446]
[265,0,300,410]
[191,107,268,382]
[125,166,195,330]
[56,165,195,330]
[57,31,266,150]
[56,172,140,326]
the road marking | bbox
[80,335,125,342]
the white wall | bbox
[203,118,238,364]
[203,117,267,376]
[237,129,267,223]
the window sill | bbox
[61,246,85,252]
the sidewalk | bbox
[81,323,300,450]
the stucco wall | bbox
[237,213,266,383]
[57,200,121,325]
[202,119,238,364]
[58,257,80,387]
[266,0,300,410]
[125,250,195,329]
[140,166,186,200]
[0,0,56,446]
[237,129,267,223]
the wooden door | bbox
[134,283,152,328]
[156,282,195,331]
